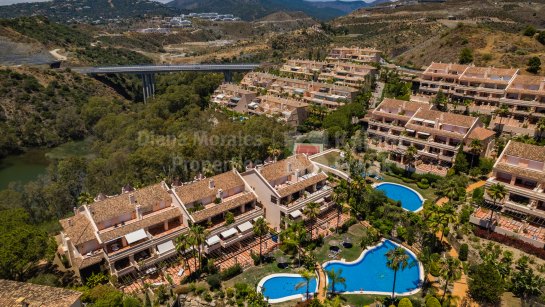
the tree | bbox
[295,269,315,301]
[425,297,441,307]
[523,25,537,36]
[303,202,320,239]
[77,192,94,206]
[189,224,208,270]
[510,261,545,302]
[494,104,510,134]
[398,298,413,307]
[453,148,469,174]
[468,263,504,305]
[438,256,462,302]
[536,118,545,142]
[332,183,348,233]
[468,139,483,169]
[281,221,307,267]
[253,217,269,264]
[326,268,346,295]
[267,145,282,161]
[385,247,411,298]
[486,183,507,232]
[537,31,545,45]
[175,234,193,277]
[527,56,542,74]
[433,90,448,111]
[459,48,474,64]
[404,146,418,175]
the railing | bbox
[284,187,332,213]
[108,228,187,262]
[208,208,264,238]
[221,230,255,248]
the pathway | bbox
[315,262,327,302]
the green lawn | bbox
[380,173,437,201]
[311,151,345,170]
[315,223,368,264]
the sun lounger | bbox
[177,269,185,277]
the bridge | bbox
[72,64,260,102]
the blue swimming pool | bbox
[323,240,422,294]
[374,182,424,212]
[258,274,318,303]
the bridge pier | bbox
[223,70,233,83]
[141,73,155,103]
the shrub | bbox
[416,182,429,189]
[220,264,243,281]
[225,212,235,225]
[523,25,537,36]
[425,297,441,307]
[398,298,413,307]
[538,31,545,45]
[174,285,191,295]
[459,243,469,261]
[206,274,222,290]
[194,282,208,295]
[474,227,545,260]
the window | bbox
[270,195,278,204]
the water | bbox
[0,139,94,190]
[260,274,318,301]
[375,183,424,212]
[323,240,421,294]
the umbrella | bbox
[329,240,340,247]
[277,256,287,264]
[343,236,352,244]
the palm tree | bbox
[468,139,483,168]
[253,217,269,264]
[77,192,94,206]
[229,156,243,172]
[175,234,192,277]
[536,118,545,142]
[486,183,508,232]
[428,203,457,242]
[295,269,315,301]
[303,202,320,239]
[332,184,348,234]
[189,224,208,269]
[418,246,435,290]
[494,104,510,134]
[327,268,346,295]
[438,256,462,303]
[267,145,282,161]
[386,247,411,299]
[404,146,418,175]
[281,221,307,267]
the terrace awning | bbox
[290,209,302,219]
[125,229,147,244]
[237,221,253,233]
[221,228,238,239]
[206,235,220,246]
[156,240,175,255]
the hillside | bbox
[167,0,370,20]
[0,0,179,23]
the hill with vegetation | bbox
[0,0,179,23]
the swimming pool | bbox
[323,240,423,295]
[257,273,318,303]
[374,182,424,212]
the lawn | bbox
[315,223,369,264]
[311,151,345,170]
[380,173,438,201]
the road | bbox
[72,64,260,75]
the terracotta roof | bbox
[260,154,313,182]
[60,211,97,245]
[412,109,476,127]
[377,98,428,113]
[0,279,82,307]
[504,141,545,163]
[99,207,182,242]
[219,83,255,95]
[277,172,328,198]
[468,127,495,141]
[507,75,545,93]
[174,171,245,205]
[405,123,466,140]
[192,192,257,222]
[496,163,545,182]
[460,66,517,83]
[88,183,171,224]
[258,95,309,109]
[72,251,105,269]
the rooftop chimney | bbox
[216,189,224,201]
[287,162,292,173]
[16,297,28,307]
[209,179,215,189]
[129,194,137,205]
[68,219,73,226]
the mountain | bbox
[167,0,373,20]
[0,0,179,23]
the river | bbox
[0,138,94,190]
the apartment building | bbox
[172,170,262,254]
[247,95,309,126]
[242,154,333,230]
[211,83,257,113]
[418,62,545,135]
[471,141,545,248]
[241,72,359,109]
[364,98,494,175]
[59,182,188,278]
[280,59,376,87]
[0,279,82,307]
[326,46,381,64]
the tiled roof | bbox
[258,95,309,109]
[88,183,171,223]
[72,251,105,269]
[412,109,476,127]
[405,123,466,140]
[277,172,328,198]
[174,171,245,205]
[507,75,545,93]
[219,83,255,95]
[260,154,313,182]
[504,141,545,162]
[99,207,182,242]
[496,163,545,182]
[468,127,495,141]
[377,98,428,113]
[60,211,97,245]
[191,192,257,222]
[0,279,82,307]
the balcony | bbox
[283,187,332,214]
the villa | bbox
[418,62,545,136]
[211,83,257,113]
[241,154,333,230]
[364,98,495,175]
[247,95,309,127]
[326,46,382,64]
[280,59,376,87]
[59,182,188,279]
[471,141,545,248]
[240,72,358,109]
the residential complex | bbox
[211,83,257,113]
[0,279,82,307]
[471,141,545,248]
[418,62,545,136]
[240,72,359,109]
[326,46,382,64]
[247,95,309,126]
[280,59,376,87]
[59,155,336,279]
[364,98,494,175]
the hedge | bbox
[473,227,545,260]
[220,264,243,281]
[459,243,468,261]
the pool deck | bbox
[372,182,425,213]
[321,239,424,296]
